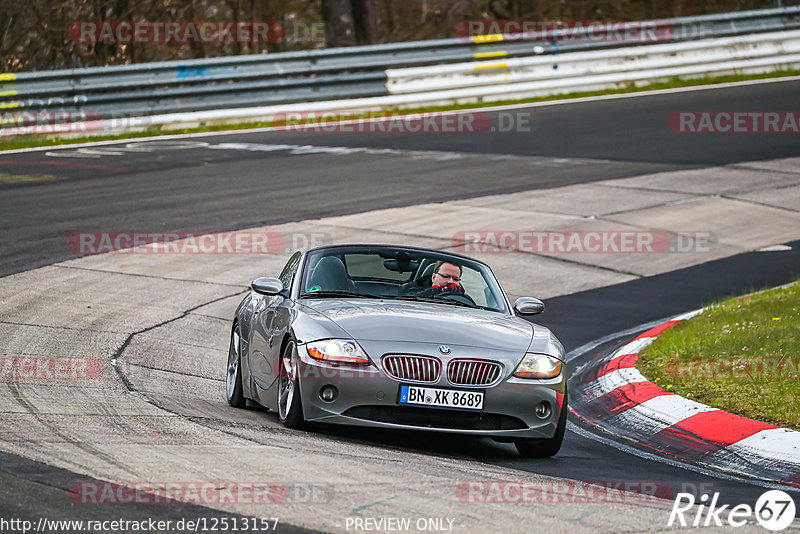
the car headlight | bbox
[513,353,563,378]
[306,339,370,365]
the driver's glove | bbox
[432,282,465,295]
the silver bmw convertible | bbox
[226,244,567,457]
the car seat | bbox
[308,256,356,292]
[416,262,436,289]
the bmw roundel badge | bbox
[439,345,451,354]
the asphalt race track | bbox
[1,79,800,533]
[1,79,799,277]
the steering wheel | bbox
[438,289,476,306]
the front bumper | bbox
[294,344,566,439]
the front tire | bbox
[278,341,305,429]
[514,390,567,458]
[226,324,246,408]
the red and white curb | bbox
[571,309,800,487]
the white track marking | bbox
[605,395,719,435]
[612,337,656,357]
[567,422,798,491]
[714,428,800,464]
[45,150,100,158]
[206,141,603,165]
[580,367,650,403]
[42,140,210,159]
[77,148,127,156]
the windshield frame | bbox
[294,244,512,314]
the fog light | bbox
[320,385,338,403]
[534,401,551,419]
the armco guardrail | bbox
[2,6,800,136]
[386,30,800,95]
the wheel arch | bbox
[279,331,296,359]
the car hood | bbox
[300,298,533,352]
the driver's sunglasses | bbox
[435,272,461,283]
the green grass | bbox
[638,281,800,430]
[2,68,799,152]
[0,172,64,184]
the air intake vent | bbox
[447,359,502,386]
[382,355,441,383]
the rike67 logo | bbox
[669,490,796,531]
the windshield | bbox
[299,246,509,313]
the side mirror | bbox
[251,277,284,296]
[514,297,544,316]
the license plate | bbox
[398,385,484,411]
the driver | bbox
[423,261,466,297]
